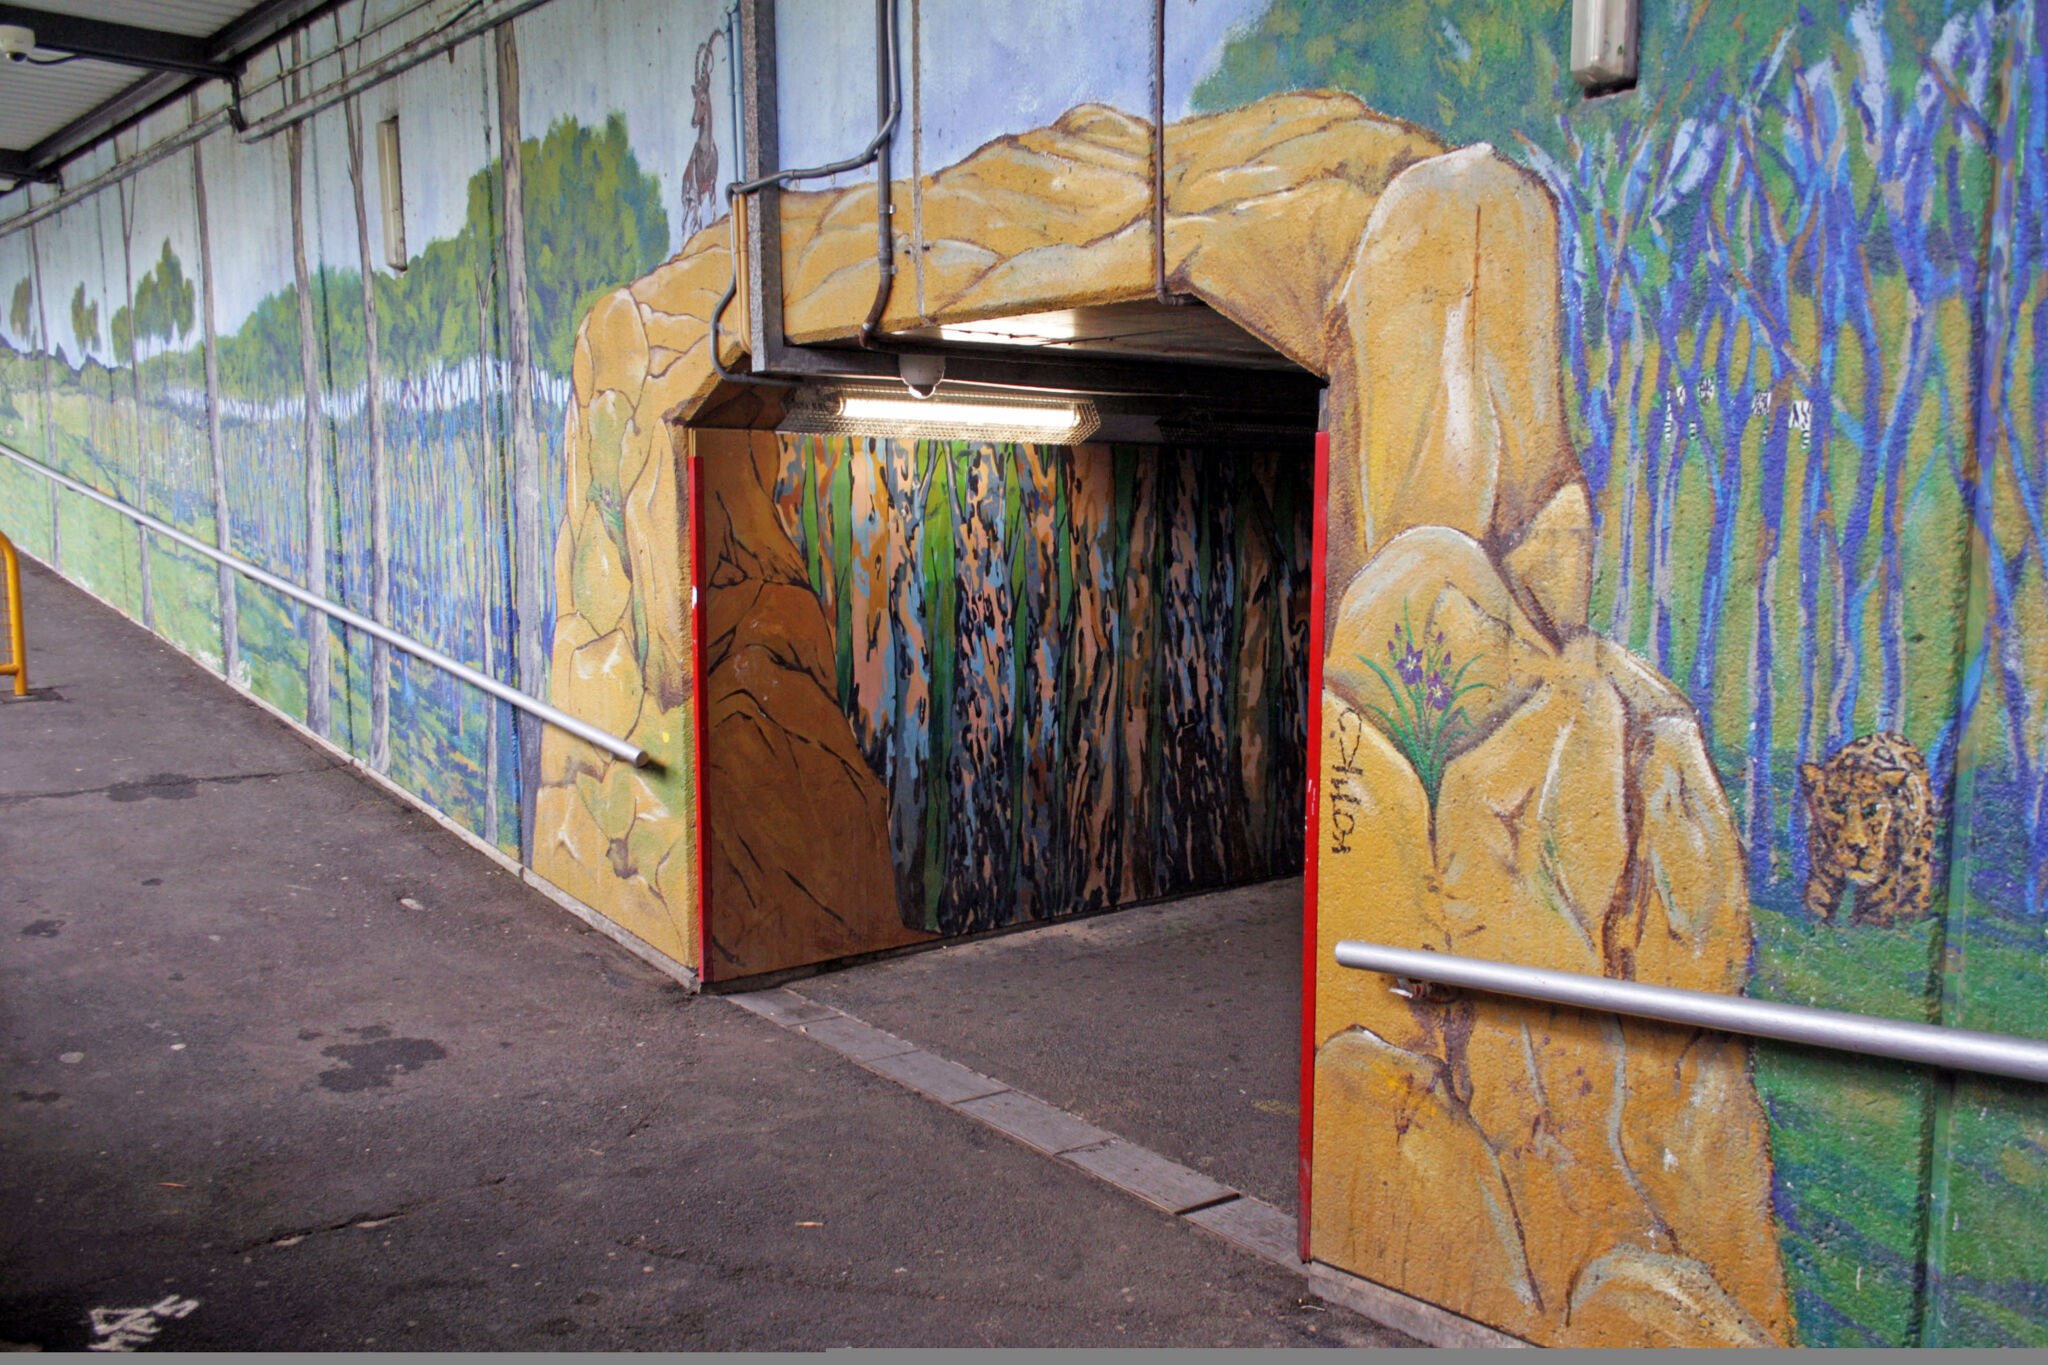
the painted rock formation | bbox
[540,92,1787,1348]
[1305,142,1790,1345]
[534,92,1459,971]
[531,285,698,967]
[694,429,931,974]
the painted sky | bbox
[778,0,1270,186]
[3,0,1277,347]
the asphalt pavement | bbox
[0,556,1414,1351]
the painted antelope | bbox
[680,32,724,243]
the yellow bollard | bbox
[0,532,24,696]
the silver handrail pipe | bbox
[1334,940,2048,1084]
[0,442,651,769]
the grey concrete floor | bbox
[792,877,1307,1217]
[0,558,1411,1351]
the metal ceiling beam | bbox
[205,0,339,64]
[7,0,338,187]
[0,149,60,185]
[0,4,234,78]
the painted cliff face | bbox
[1217,0,2046,1345]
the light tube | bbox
[838,395,1079,429]
[778,382,1101,444]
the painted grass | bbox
[1752,900,2048,1345]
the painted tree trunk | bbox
[880,438,931,923]
[191,136,239,684]
[945,443,1017,932]
[343,95,391,774]
[288,120,330,738]
[116,181,147,625]
[1154,452,1236,893]
[496,21,544,863]
[1015,444,1065,919]
[1112,446,1162,904]
[1059,450,1120,910]
[28,225,57,571]
[1746,435,1782,893]
[1612,333,1644,650]
[476,275,500,850]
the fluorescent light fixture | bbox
[842,395,1072,429]
[377,117,407,271]
[780,383,1100,445]
[1570,0,1638,91]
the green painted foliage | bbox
[205,114,666,398]
[112,239,195,363]
[1194,0,1569,144]
[9,276,33,345]
[519,113,669,376]
[69,283,98,360]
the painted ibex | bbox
[680,31,724,242]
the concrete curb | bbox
[725,984,1526,1349]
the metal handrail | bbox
[0,531,24,696]
[1334,939,2048,1084]
[0,442,650,768]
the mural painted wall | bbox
[693,434,1310,979]
[1182,0,2041,1348]
[543,0,2047,1344]
[8,0,2048,1347]
[0,0,737,969]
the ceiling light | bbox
[780,383,1100,445]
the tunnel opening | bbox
[686,298,1322,1213]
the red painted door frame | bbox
[688,437,713,980]
[1298,426,1330,1262]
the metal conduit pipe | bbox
[1333,940,2048,1084]
[856,0,899,349]
[232,0,558,143]
[0,442,651,769]
[709,0,900,386]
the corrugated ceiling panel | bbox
[30,1,254,39]
[0,1,269,167]
[0,57,139,150]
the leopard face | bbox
[1806,770,1908,884]
[1800,732,1936,926]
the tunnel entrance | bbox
[691,300,1320,979]
[687,299,1321,1211]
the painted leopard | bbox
[1799,731,1936,926]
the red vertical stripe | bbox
[1299,427,1330,1263]
[689,434,713,983]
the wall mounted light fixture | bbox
[779,383,1101,445]
[1570,0,1638,93]
[377,116,407,271]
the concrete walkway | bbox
[786,874,1306,1217]
[0,558,1413,1351]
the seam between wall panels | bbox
[909,0,924,321]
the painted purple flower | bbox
[1426,668,1450,713]
[1398,643,1425,686]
